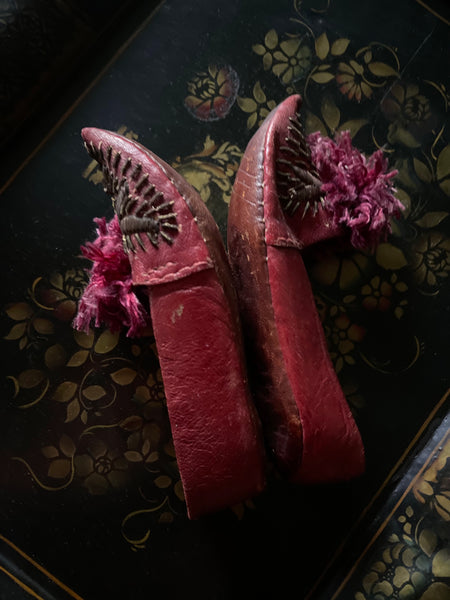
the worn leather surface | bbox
[82,127,266,518]
[228,95,364,482]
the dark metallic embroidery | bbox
[276,114,324,218]
[85,141,180,252]
[114,180,179,252]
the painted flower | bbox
[172,136,242,204]
[381,82,436,148]
[237,81,276,129]
[272,38,312,84]
[361,276,392,311]
[336,60,373,101]
[252,29,279,70]
[184,65,239,121]
[410,231,450,287]
[362,273,408,317]
[75,438,129,495]
[413,438,450,522]
[327,311,365,372]
[35,269,88,322]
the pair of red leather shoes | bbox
[78,95,401,519]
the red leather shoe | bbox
[81,128,266,518]
[227,95,400,483]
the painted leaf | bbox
[80,410,88,425]
[94,330,119,354]
[121,415,143,431]
[18,369,45,389]
[155,475,172,489]
[331,38,350,56]
[5,302,33,321]
[134,386,150,403]
[437,145,450,178]
[66,350,89,367]
[367,62,398,77]
[262,52,272,70]
[432,548,450,577]
[440,179,450,196]
[419,528,438,557]
[110,368,137,386]
[65,398,80,423]
[237,97,257,113]
[146,451,159,463]
[321,96,340,132]
[311,71,334,84]
[42,446,59,459]
[45,344,66,370]
[59,434,76,458]
[73,329,94,349]
[124,451,143,462]
[338,118,369,138]
[158,512,174,524]
[265,29,278,50]
[415,211,449,229]
[47,458,71,479]
[53,381,77,403]
[174,481,185,501]
[164,441,176,458]
[82,385,106,401]
[49,273,64,289]
[33,318,55,335]
[253,81,266,104]
[143,423,161,444]
[375,243,408,270]
[4,322,27,341]
[252,43,266,56]
[142,439,151,457]
[315,32,329,60]
[413,158,433,183]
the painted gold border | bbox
[0,564,45,600]
[416,0,450,24]
[306,387,450,599]
[331,426,450,599]
[0,534,84,600]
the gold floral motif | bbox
[353,433,450,600]
[361,273,408,317]
[413,436,450,522]
[410,231,450,288]
[184,65,239,121]
[4,269,187,530]
[172,135,242,204]
[75,438,129,495]
[326,310,365,373]
[237,81,276,129]
[336,59,373,102]
[253,29,312,84]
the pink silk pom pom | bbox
[73,215,151,337]
[307,130,403,249]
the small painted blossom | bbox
[237,81,276,129]
[252,29,279,70]
[336,60,373,101]
[327,312,365,372]
[272,38,312,84]
[184,65,239,121]
[381,82,436,148]
[75,438,128,495]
